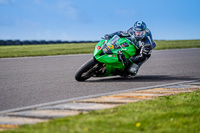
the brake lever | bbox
[117,51,124,64]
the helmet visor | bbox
[135,31,145,36]
[134,30,146,39]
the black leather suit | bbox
[105,27,156,74]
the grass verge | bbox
[154,39,200,50]
[3,91,200,133]
[0,40,200,58]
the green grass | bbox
[3,91,200,133]
[0,40,200,58]
[154,39,200,50]
[0,43,97,58]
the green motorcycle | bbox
[75,35,137,81]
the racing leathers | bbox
[104,27,156,75]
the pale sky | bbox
[0,0,200,41]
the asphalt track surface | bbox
[0,48,200,111]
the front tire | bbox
[75,58,98,81]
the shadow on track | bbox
[87,75,198,82]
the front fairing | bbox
[94,35,136,63]
[93,35,136,76]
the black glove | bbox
[104,34,111,40]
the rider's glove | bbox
[104,34,111,40]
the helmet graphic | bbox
[134,21,146,31]
[133,21,147,40]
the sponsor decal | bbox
[107,44,114,49]
[97,46,101,50]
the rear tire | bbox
[75,58,98,81]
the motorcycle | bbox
[75,35,137,81]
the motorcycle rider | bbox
[104,21,156,76]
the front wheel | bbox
[75,58,98,81]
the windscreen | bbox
[102,35,121,54]
[108,35,120,46]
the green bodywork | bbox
[93,35,136,76]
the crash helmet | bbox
[133,21,147,40]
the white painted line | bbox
[0,79,199,115]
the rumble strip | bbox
[0,81,200,131]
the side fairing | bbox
[94,38,136,64]
[93,37,137,76]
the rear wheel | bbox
[75,58,99,81]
